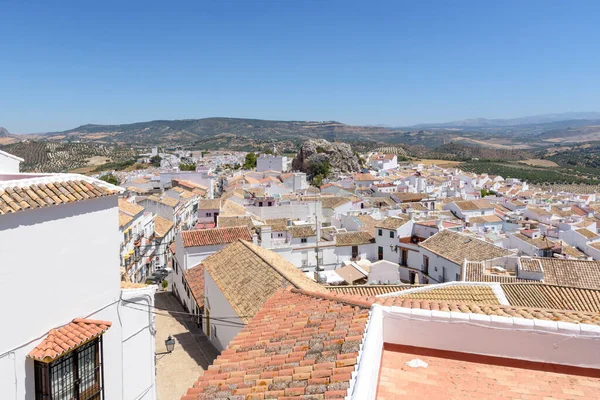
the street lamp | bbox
[165,335,175,353]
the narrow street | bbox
[154,291,219,400]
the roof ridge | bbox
[238,239,307,290]
[290,288,374,308]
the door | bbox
[352,246,358,259]
[378,246,383,260]
[409,271,416,284]
[400,249,408,266]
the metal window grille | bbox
[35,337,104,400]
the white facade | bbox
[0,149,23,173]
[203,272,244,352]
[256,155,288,173]
[0,186,157,400]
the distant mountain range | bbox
[412,112,600,128]
[2,112,600,152]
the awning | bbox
[28,318,112,363]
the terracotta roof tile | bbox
[184,263,205,307]
[182,288,370,399]
[335,231,375,247]
[217,216,255,230]
[220,199,247,217]
[198,199,221,210]
[327,285,418,297]
[28,318,112,363]
[119,212,134,228]
[181,226,252,247]
[153,215,174,237]
[394,284,501,305]
[502,283,600,313]
[0,179,114,215]
[201,240,327,323]
[535,257,600,289]
[375,216,409,230]
[288,225,316,238]
[420,230,513,265]
[118,198,144,216]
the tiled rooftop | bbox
[184,263,205,308]
[375,216,409,230]
[28,318,112,363]
[181,288,369,400]
[502,283,600,313]
[377,344,600,399]
[0,179,115,215]
[393,284,501,305]
[420,230,513,265]
[335,231,375,247]
[327,285,417,297]
[202,241,326,324]
[153,215,174,237]
[180,226,252,247]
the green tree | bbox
[179,163,196,171]
[99,173,119,186]
[150,155,162,167]
[243,152,257,169]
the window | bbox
[351,245,358,259]
[389,231,395,239]
[481,211,485,215]
[378,246,383,260]
[422,255,429,275]
[456,273,460,281]
[206,212,212,217]
[35,337,104,400]
[378,229,383,236]
[301,238,307,244]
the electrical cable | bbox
[121,299,248,326]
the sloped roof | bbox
[180,226,252,247]
[118,198,144,216]
[335,231,375,247]
[182,288,370,399]
[575,228,599,240]
[119,212,133,228]
[393,284,501,305]
[220,199,246,217]
[264,218,291,231]
[183,263,204,307]
[202,240,327,323]
[28,318,112,363]
[336,264,368,284]
[536,258,600,289]
[0,179,115,215]
[289,225,316,238]
[464,261,531,283]
[217,216,255,230]
[153,215,174,237]
[198,199,221,210]
[375,216,409,230]
[327,285,416,297]
[420,230,513,265]
[501,283,600,313]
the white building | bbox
[0,173,157,400]
[256,154,288,173]
[201,240,327,351]
[0,149,23,173]
[370,153,398,170]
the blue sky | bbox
[1,0,600,133]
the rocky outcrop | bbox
[292,139,361,177]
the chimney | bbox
[252,232,258,246]
[436,219,443,231]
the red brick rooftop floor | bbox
[377,343,600,400]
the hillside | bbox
[38,118,402,148]
[0,141,137,173]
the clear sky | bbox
[1,0,600,133]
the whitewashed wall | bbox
[204,272,244,352]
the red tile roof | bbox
[184,263,205,307]
[181,288,370,399]
[28,318,112,363]
[180,226,252,247]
